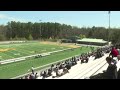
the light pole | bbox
[108,11,111,44]
[39,20,42,40]
[55,22,57,39]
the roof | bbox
[76,38,108,43]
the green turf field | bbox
[0,45,95,79]
[0,42,68,60]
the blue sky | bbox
[0,11,120,28]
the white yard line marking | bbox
[0,48,72,65]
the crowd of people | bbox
[90,44,120,79]
[19,45,120,79]
[103,44,120,79]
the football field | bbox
[0,41,69,60]
[0,41,96,79]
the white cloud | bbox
[0,14,7,19]
[0,14,27,22]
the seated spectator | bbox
[29,73,35,79]
[71,60,76,66]
[62,63,66,68]
[72,58,77,65]
[68,60,72,67]
[81,57,84,64]
[25,75,29,79]
[76,56,79,61]
[45,69,49,77]
[51,71,56,78]
[35,73,39,79]
[48,69,52,76]
[42,71,47,79]
[59,64,63,69]
[73,56,76,61]
[65,63,71,70]
[40,71,44,76]
[95,51,101,59]
[51,64,54,71]
[101,51,104,56]
[63,67,69,75]
[51,64,56,72]
[31,73,36,79]
[55,67,62,77]
[81,56,88,64]
[58,69,64,76]
[85,56,89,63]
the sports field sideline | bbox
[0,41,96,79]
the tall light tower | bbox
[108,11,111,44]
[39,20,42,39]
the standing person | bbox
[109,46,119,58]
[104,57,117,79]
[31,66,34,74]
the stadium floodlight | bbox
[39,20,42,39]
[108,11,111,43]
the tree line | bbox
[0,21,120,44]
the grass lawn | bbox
[0,46,95,79]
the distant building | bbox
[76,38,108,46]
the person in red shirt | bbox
[110,47,119,58]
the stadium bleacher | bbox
[18,45,120,79]
[37,47,109,79]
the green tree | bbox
[0,34,6,41]
[79,34,86,39]
[14,36,18,40]
[28,34,33,40]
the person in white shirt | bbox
[116,55,120,79]
[116,55,120,71]
[31,66,34,74]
